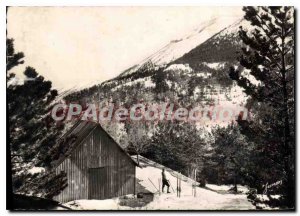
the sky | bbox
[7,7,243,90]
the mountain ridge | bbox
[116,17,245,80]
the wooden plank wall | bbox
[54,127,136,203]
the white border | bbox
[1,0,298,6]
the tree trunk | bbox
[233,172,238,193]
[281,24,294,208]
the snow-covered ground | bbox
[64,199,126,210]
[206,184,249,194]
[143,192,253,210]
[132,156,254,210]
[62,155,255,210]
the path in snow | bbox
[133,155,255,210]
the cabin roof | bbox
[53,120,138,168]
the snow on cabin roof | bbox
[52,120,138,169]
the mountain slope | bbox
[118,17,244,78]
[175,18,246,66]
[64,16,251,133]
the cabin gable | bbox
[54,123,136,203]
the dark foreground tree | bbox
[7,38,67,199]
[229,7,294,208]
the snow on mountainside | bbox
[174,18,251,66]
[67,16,250,100]
[64,16,252,130]
[118,16,244,78]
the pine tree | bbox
[229,7,294,208]
[145,121,207,177]
[151,67,169,97]
[6,38,24,73]
[7,38,67,199]
[209,124,252,192]
[124,121,152,165]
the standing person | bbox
[162,168,170,193]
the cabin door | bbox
[88,167,107,199]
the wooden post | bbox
[158,178,161,195]
[192,170,194,197]
[134,174,136,196]
[179,173,181,198]
[177,174,179,197]
[194,169,197,197]
[179,176,181,198]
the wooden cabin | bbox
[53,121,137,203]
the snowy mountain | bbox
[118,17,244,78]
[69,16,247,90]
[65,16,252,130]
